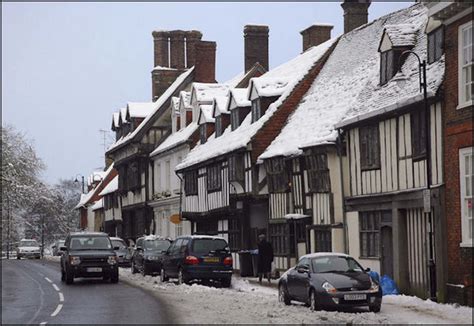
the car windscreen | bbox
[191,238,229,254]
[311,256,364,273]
[69,236,112,250]
[143,240,170,251]
[20,241,39,247]
[111,240,127,250]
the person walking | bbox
[257,233,274,284]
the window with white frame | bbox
[460,147,473,246]
[459,21,473,108]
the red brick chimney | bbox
[152,30,170,68]
[244,25,269,73]
[185,30,203,68]
[300,24,333,52]
[341,0,371,34]
[170,30,186,69]
[194,40,216,83]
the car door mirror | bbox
[59,246,67,251]
[113,246,120,250]
[297,265,310,274]
[365,267,371,272]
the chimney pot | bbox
[244,25,269,73]
[341,0,371,34]
[185,30,203,68]
[194,40,217,83]
[152,30,170,68]
[300,24,333,52]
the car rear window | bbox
[191,238,229,254]
[143,239,171,251]
[70,236,112,250]
[111,239,127,249]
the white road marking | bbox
[58,292,64,302]
[39,322,47,325]
[52,284,60,292]
[50,304,63,317]
[44,277,52,283]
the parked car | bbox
[278,253,382,312]
[60,232,119,284]
[16,239,41,259]
[160,235,233,287]
[52,240,66,256]
[131,235,171,276]
[110,237,131,267]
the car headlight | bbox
[69,256,81,265]
[146,256,160,261]
[107,256,118,265]
[322,281,337,294]
[369,278,379,293]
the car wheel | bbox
[65,270,74,285]
[131,261,138,274]
[160,268,169,282]
[111,270,119,284]
[141,264,148,276]
[221,278,232,288]
[61,268,66,282]
[369,303,381,313]
[177,268,188,285]
[16,255,21,260]
[309,289,320,311]
[278,284,291,305]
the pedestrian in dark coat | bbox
[257,234,274,284]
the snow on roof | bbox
[180,91,192,109]
[192,83,230,104]
[107,67,194,152]
[91,199,104,211]
[153,65,179,71]
[171,97,180,114]
[225,71,244,87]
[112,112,120,129]
[259,4,442,160]
[88,170,106,186]
[150,122,198,157]
[74,191,94,209]
[99,175,118,196]
[384,23,418,47]
[284,213,311,220]
[176,38,337,171]
[251,77,290,97]
[301,252,350,259]
[228,88,251,110]
[212,96,229,116]
[120,108,128,123]
[142,234,165,241]
[199,104,215,123]
[127,102,155,119]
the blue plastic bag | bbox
[380,275,399,296]
[368,270,380,284]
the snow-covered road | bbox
[119,268,472,324]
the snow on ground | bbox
[119,268,472,324]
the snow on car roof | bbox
[301,252,350,259]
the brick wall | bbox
[250,39,339,162]
[443,13,473,307]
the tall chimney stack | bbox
[185,30,203,68]
[300,24,333,52]
[194,41,217,83]
[244,25,269,73]
[152,31,170,68]
[341,0,371,34]
[169,30,186,69]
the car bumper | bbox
[18,252,41,258]
[183,266,233,280]
[143,260,161,272]
[318,290,382,308]
[117,257,131,267]
[70,264,118,277]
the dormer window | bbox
[251,99,261,123]
[215,116,222,137]
[428,27,444,64]
[231,109,239,131]
[200,124,207,144]
[380,50,395,85]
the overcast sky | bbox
[2,1,412,184]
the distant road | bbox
[1,259,173,324]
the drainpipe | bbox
[337,129,348,254]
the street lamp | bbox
[397,50,436,302]
[74,174,86,194]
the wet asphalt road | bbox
[1,259,173,324]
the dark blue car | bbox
[278,253,382,312]
[160,235,233,287]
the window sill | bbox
[460,242,473,248]
[358,256,380,260]
[456,101,473,110]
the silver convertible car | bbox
[278,253,382,312]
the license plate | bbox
[87,267,102,272]
[344,294,367,301]
[203,257,219,263]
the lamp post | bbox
[398,50,436,302]
[74,174,85,194]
